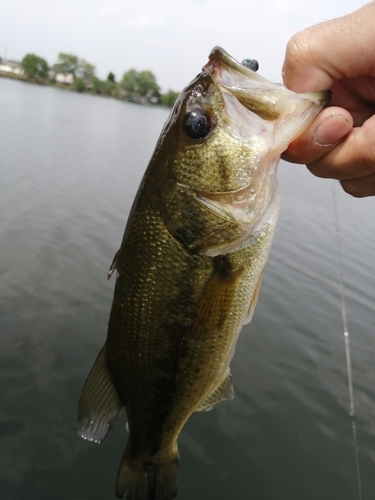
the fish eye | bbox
[184,109,212,139]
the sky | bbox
[0,0,368,93]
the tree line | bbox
[18,52,179,107]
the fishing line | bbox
[331,181,363,500]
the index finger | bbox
[282,2,375,92]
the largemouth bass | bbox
[77,47,329,500]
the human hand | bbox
[281,1,375,197]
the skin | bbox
[281,1,375,197]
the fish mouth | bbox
[200,183,257,209]
[203,46,331,121]
[205,46,264,81]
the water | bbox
[1,77,375,500]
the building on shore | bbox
[0,60,24,75]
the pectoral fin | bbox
[76,344,123,443]
[243,271,263,325]
[191,256,244,341]
[195,369,234,411]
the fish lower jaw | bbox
[199,228,254,257]
[197,174,275,217]
[196,192,273,257]
[200,185,281,257]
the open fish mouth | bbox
[203,46,330,122]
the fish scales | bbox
[77,47,330,500]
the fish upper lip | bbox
[203,46,259,80]
[202,45,274,92]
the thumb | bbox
[282,108,353,165]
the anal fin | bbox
[195,369,234,412]
[76,343,123,443]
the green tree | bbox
[21,53,49,78]
[160,90,179,107]
[120,69,160,99]
[73,77,85,92]
[137,70,160,98]
[76,59,96,82]
[107,71,116,82]
[120,69,139,93]
[91,77,103,94]
[91,77,119,97]
[53,53,79,77]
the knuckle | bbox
[306,159,333,179]
[358,124,375,172]
[340,180,365,198]
[284,37,302,72]
[284,31,310,69]
[340,177,375,198]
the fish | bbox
[76,46,330,500]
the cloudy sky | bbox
[0,0,367,92]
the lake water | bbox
[1,77,375,500]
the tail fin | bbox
[115,447,180,500]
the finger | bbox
[340,172,375,198]
[282,3,375,92]
[329,80,375,126]
[340,76,375,110]
[282,107,353,165]
[307,115,375,180]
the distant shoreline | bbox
[0,70,175,107]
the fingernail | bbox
[314,114,352,146]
